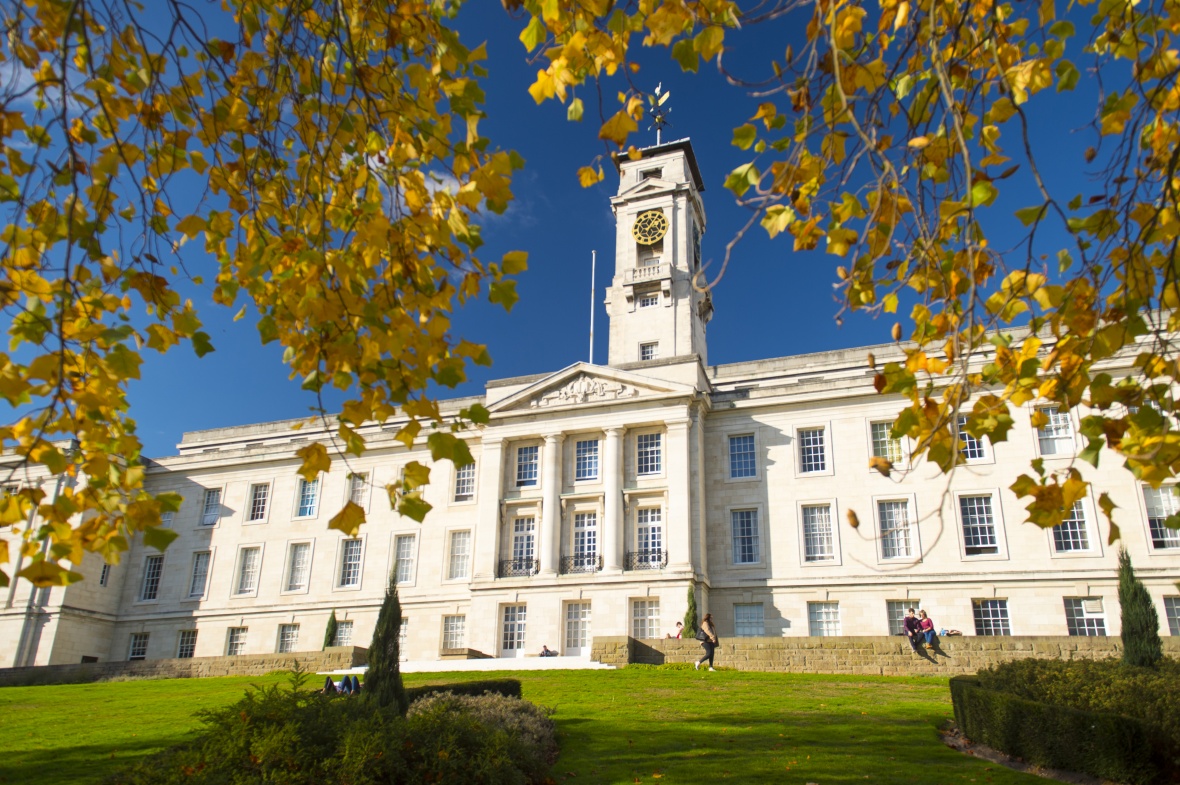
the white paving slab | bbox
[322,657,615,676]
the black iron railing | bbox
[560,554,603,574]
[625,549,668,570]
[498,558,540,578]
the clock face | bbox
[632,210,669,245]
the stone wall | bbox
[0,646,367,688]
[609,636,1180,676]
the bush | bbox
[683,585,698,638]
[405,678,522,703]
[1119,548,1163,667]
[365,577,407,713]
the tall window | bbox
[734,603,765,637]
[957,416,986,460]
[870,421,902,462]
[277,623,300,653]
[516,445,539,487]
[188,551,210,598]
[1064,598,1107,636]
[511,518,535,564]
[236,547,261,594]
[1036,406,1074,455]
[878,500,913,559]
[637,508,663,557]
[140,555,163,601]
[886,600,919,636]
[973,599,1011,635]
[639,342,658,361]
[1142,485,1180,549]
[802,504,835,562]
[442,615,466,650]
[731,509,760,564]
[632,599,660,638]
[566,602,591,652]
[349,473,369,507]
[128,633,149,661]
[201,488,221,526]
[339,539,363,587]
[575,439,599,481]
[1165,597,1180,636]
[247,483,269,522]
[798,428,826,473]
[334,620,354,647]
[398,618,409,657]
[808,601,841,636]
[447,530,472,580]
[226,627,248,656]
[729,434,756,479]
[286,542,312,591]
[454,462,476,502]
[959,495,999,556]
[502,605,526,652]
[573,512,597,566]
[177,630,198,659]
[1052,501,1091,552]
[296,476,319,517]
[393,535,414,584]
[99,563,111,587]
[637,433,662,475]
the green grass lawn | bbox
[0,667,1049,785]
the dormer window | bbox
[640,168,662,181]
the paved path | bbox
[324,657,615,675]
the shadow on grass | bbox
[0,737,178,785]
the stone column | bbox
[539,433,564,575]
[665,418,692,571]
[603,427,624,571]
[472,438,503,581]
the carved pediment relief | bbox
[529,374,640,408]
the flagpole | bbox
[589,250,596,364]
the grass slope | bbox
[0,667,1048,785]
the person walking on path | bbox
[918,610,936,649]
[903,608,923,652]
[695,613,719,671]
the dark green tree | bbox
[1118,548,1163,668]
[365,577,408,713]
[323,609,338,650]
[683,584,698,638]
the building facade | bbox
[3,139,1180,667]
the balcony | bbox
[560,554,603,574]
[623,262,671,286]
[498,558,540,578]
[625,550,668,570]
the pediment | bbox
[489,363,695,413]
[616,177,678,199]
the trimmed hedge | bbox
[950,676,1160,785]
[406,678,522,703]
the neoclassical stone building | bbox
[3,139,1180,667]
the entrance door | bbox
[501,604,527,658]
[564,602,591,656]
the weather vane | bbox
[646,83,671,145]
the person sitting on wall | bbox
[918,610,937,649]
[666,622,684,639]
[902,608,923,653]
[540,645,558,657]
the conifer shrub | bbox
[683,585,698,638]
[1119,547,1163,668]
[364,577,407,713]
[324,609,338,650]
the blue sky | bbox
[126,4,1100,458]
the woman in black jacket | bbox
[695,613,719,671]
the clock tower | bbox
[604,139,712,369]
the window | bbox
[296,476,319,517]
[973,599,1011,635]
[802,504,835,562]
[177,630,198,659]
[573,512,597,567]
[447,530,472,580]
[959,495,1000,556]
[286,542,312,591]
[512,518,535,564]
[1064,598,1107,636]
[236,547,261,595]
[516,445,539,487]
[637,433,662,476]
[502,605,526,652]
[1165,597,1180,636]
[729,434,756,479]
[870,421,902,463]
[349,473,369,507]
[734,603,765,637]
[201,488,221,526]
[575,439,599,481]
[886,600,920,636]
[798,428,826,473]
[632,599,660,639]
[808,602,841,637]
[336,539,363,587]
[188,551,211,598]
[731,509,760,564]
[226,627,248,656]
[442,615,466,650]
[957,416,986,460]
[454,462,476,502]
[247,483,269,522]
[393,535,415,584]
[1036,406,1074,455]
[277,623,300,653]
[566,602,591,652]
[1052,501,1091,552]
[140,555,163,601]
[160,511,174,528]
[99,563,111,587]
[637,507,663,557]
[639,293,659,308]
[128,633,149,661]
[639,342,658,361]
[878,500,913,559]
[398,618,409,656]
[334,620,354,647]
[1142,485,1180,549]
